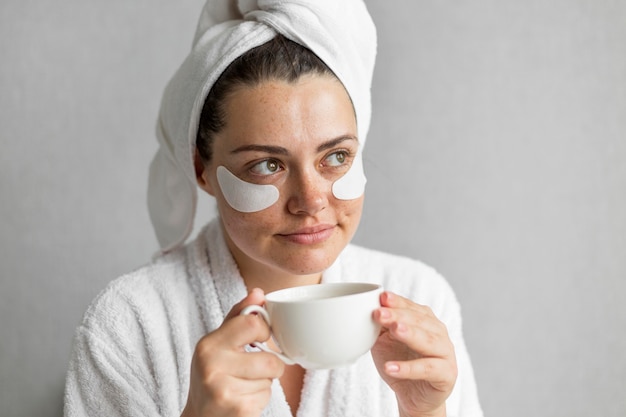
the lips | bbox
[278,224,336,245]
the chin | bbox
[276,249,342,277]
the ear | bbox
[194,149,216,196]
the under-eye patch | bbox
[216,156,366,213]
[216,166,280,212]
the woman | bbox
[65,2,483,417]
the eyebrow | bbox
[230,135,358,155]
[230,144,289,155]
[316,135,358,152]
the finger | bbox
[379,291,435,317]
[394,320,453,358]
[373,308,452,359]
[204,372,275,415]
[193,339,284,382]
[376,292,440,335]
[225,350,286,380]
[374,306,441,333]
[224,288,266,320]
[384,357,458,390]
[374,301,445,339]
[216,313,273,349]
[215,371,275,395]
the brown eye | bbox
[267,160,279,172]
[251,159,282,176]
[325,151,347,167]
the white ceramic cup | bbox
[240,282,383,369]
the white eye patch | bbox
[216,155,366,213]
[332,150,367,200]
[216,166,279,213]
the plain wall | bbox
[1,1,624,416]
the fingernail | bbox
[386,362,400,374]
[379,309,391,319]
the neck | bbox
[243,270,322,295]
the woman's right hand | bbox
[181,288,285,417]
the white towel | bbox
[147,0,377,253]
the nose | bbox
[286,169,329,215]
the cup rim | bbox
[265,282,382,304]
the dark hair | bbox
[196,35,336,162]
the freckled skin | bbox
[195,75,363,291]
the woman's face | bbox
[196,75,364,284]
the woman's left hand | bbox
[371,291,457,417]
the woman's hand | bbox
[181,289,285,417]
[371,292,457,417]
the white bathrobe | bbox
[64,219,483,417]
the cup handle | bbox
[239,305,296,365]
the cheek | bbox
[335,195,364,227]
[218,200,283,241]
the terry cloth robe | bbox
[64,219,483,417]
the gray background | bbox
[1,1,624,416]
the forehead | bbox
[218,75,357,149]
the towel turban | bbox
[148,0,377,253]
